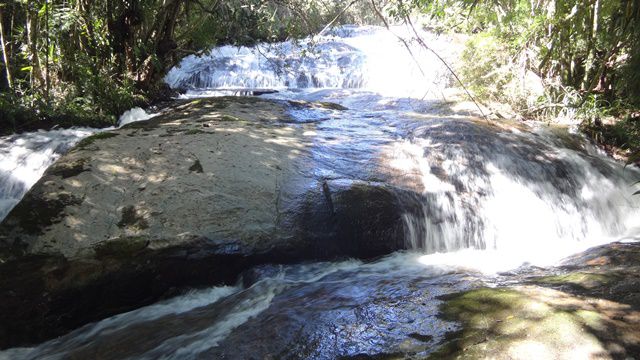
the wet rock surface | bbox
[201,242,640,360]
[206,270,473,359]
[0,97,409,348]
[9,242,640,360]
[1,95,639,356]
[0,254,478,360]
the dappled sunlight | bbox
[378,115,640,267]
[508,341,555,359]
[97,164,129,175]
[73,232,88,243]
[66,179,83,188]
[0,97,322,259]
[440,285,640,359]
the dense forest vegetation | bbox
[404,0,640,154]
[0,0,639,153]
[0,0,374,131]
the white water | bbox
[118,107,158,127]
[0,128,97,220]
[1,259,365,359]
[388,126,640,271]
[166,25,454,100]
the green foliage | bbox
[402,0,639,127]
[620,43,640,108]
[460,33,513,101]
[582,114,640,152]
[0,93,39,131]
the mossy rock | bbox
[317,101,348,111]
[531,271,620,290]
[288,99,348,111]
[94,236,150,259]
[3,191,83,236]
[48,157,91,178]
[430,285,639,359]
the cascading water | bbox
[165,24,640,268]
[387,120,640,270]
[2,24,640,359]
[0,128,97,220]
[0,108,157,222]
[165,25,454,100]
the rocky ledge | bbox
[0,97,411,348]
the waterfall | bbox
[2,25,637,262]
[167,24,640,265]
[165,24,640,267]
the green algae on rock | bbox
[432,285,640,359]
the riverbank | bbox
[0,84,178,136]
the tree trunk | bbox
[139,0,183,86]
[45,0,50,102]
[583,0,600,90]
[26,5,44,92]
[0,8,13,91]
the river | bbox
[1,25,639,359]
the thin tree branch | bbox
[317,0,359,37]
[370,0,489,122]
[404,15,489,122]
[0,8,13,91]
[370,0,426,78]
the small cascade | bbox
[387,119,640,267]
[0,128,97,221]
[118,107,158,127]
[165,25,454,99]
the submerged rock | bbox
[0,97,409,348]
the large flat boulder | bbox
[0,97,410,348]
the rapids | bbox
[1,25,639,358]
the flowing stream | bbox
[0,128,97,220]
[2,25,640,359]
